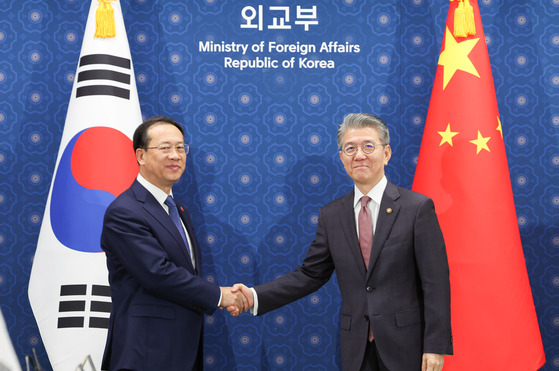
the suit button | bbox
[364,315,370,321]
[366,286,373,292]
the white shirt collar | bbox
[353,176,387,208]
[137,174,173,207]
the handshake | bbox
[219,284,254,317]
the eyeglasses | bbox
[145,144,190,155]
[341,142,383,156]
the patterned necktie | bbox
[165,195,191,256]
[359,195,375,342]
[359,196,373,269]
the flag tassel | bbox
[453,0,476,38]
[464,0,476,35]
[95,0,116,38]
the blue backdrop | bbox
[1,0,557,370]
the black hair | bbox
[132,116,184,151]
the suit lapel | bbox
[338,191,368,276]
[131,181,195,272]
[368,181,400,277]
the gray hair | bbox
[336,113,390,149]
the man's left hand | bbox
[421,353,444,371]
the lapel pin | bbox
[180,206,184,212]
[386,208,392,214]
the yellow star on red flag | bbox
[438,124,459,146]
[438,27,480,90]
[469,130,491,154]
[496,116,503,138]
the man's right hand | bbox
[219,286,248,316]
[231,283,254,308]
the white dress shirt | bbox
[353,175,387,238]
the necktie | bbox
[359,196,373,269]
[165,195,191,256]
[359,195,374,342]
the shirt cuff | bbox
[250,287,259,316]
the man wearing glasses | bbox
[100,116,247,371]
[234,113,452,371]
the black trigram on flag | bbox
[57,284,112,329]
[76,54,131,100]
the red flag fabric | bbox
[412,1,546,370]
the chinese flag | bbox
[412,1,546,370]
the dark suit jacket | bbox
[101,180,220,371]
[255,181,453,370]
